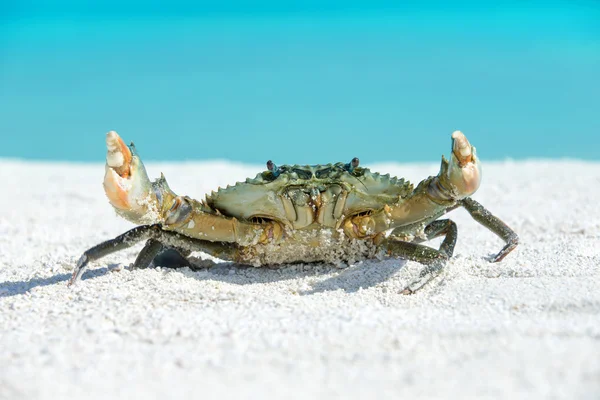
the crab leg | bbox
[410,218,458,252]
[460,197,519,262]
[69,225,238,285]
[344,131,481,237]
[134,242,193,270]
[103,131,282,246]
[70,225,153,285]
[132,239,164,269]
[385,219,458,294]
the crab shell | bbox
[204,163,414,231]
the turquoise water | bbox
[1,1,599,164]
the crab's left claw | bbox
[103,131,160,223]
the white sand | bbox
[0,159,599,400]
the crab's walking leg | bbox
[69,225,157,285]
[133,240,193,270]
[385,219,458,295]
[412,219,458,256]
[132,239,163,269]
[460,197,519,262]
[69,225,238,285]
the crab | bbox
[69,130,518,294]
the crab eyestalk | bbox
[266,160,281,177]
[346,157,360,173]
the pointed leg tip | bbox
[67,271,79,287]
[67,255,88,286]
[492,242,518,263]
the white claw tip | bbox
[106,131,120,151]
[106,131,129,169]
[451,130,464,140]
[452,130,472,159]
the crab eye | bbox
[266,160,281,178]
[345,157,360,172]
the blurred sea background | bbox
[1,0,598,164]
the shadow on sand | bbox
[1,259,407,298]
[299,260,407,295]
[176,258,408,295]
[0,267,113,298]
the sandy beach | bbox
[0,159,599,399]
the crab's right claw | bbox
[446,131,482,198]
[103,131,158,223]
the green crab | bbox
[69,130,518,294]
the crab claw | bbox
[446,131,482,198]
[103,131,159,223]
